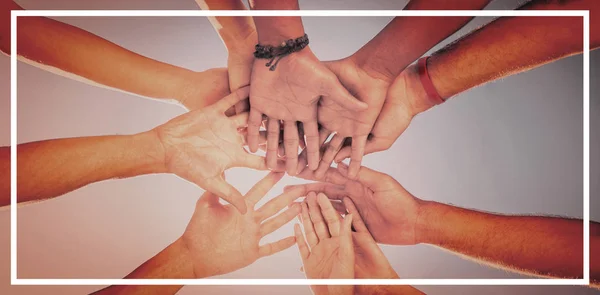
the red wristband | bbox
[417,56,445,105]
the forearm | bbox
[252,0,305,45]
[1,131,165,206]
[426,0,599,102]
[416,201,595,280]
[91,238,194,295]
[196,0,256,50]
[0,1,195,103]
[352,0,492,82]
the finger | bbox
[245,171,285,206]
[333,145,351,163]
[240,128,268,147]
[203,176,247,214]
[296,127,332,175]
[266,118,281,170]
[236,153,269,171]
[255,185,305,222]
[342,197,368,233]
[363,138,392,155]
[260,203,301,237]
[247,108,263,153]
[339,213,354,258]
[317,193,341,237]
[234,98,250,114]
[214,86,250,113]
[337,162,383,188]
[198,190,220,207]
[315,134,345,179]
[225,106,236,117]
[258,236,296,258]
[335,137,392,163]
[323,76,368,111]
[347,135,368,179]
[284,121,300,176]
[284,183,347,200]
[294,223,310,260]
[331,200,347,215]
[298,123,306,150]
[301,201,319,248]
[229,112,249,128]
[306,192,330,240]
[303,120,320,171]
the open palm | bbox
[292,163,422,246]
[155,86,282,213]
[295,192,354,295]
[182,172,304,277]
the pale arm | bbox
[251,0,305,45]
[352,0,492,82]
[195,0,256,60]
[195,0,257,112]
[0,131,165,207]
[417,201,600,284]
[90,238,193,295]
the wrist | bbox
[350,49,397,83]
[136,130,168,175]
[415,200,450,245]
[395,63,439,117]
[254,17,305,46]
[222,26,258,55]
[166,237,197,279]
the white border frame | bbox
[10,9,589,286]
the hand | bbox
[177,67,233,113]
[154,86,283,213]
[247,48,367,175]
[310,58,390,179]
[291,163,423,245]
[294,192,354,295]
[333,64,432,163]
[181,172,303,278]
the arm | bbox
[251,0,304,46]
[1,88,274,212]
[0,0,228,110]
[306,0,491,177]
[195,0,257,112]
[415,0,600,112]
[417,201,599,282]
[334,0,600,161]
[292,165,599,286]
[352,0,493,82]
[90,238,192,295]
[92,173,301,294]
[0,132,165,207]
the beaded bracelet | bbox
[253,34,309,71]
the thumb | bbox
[198,190,220,207]
[203,176,247,214]
[324,76,368,111]
[337,162,382,189]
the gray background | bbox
[0,0,598,294]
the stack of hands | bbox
[2,0,599,294]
